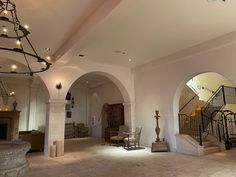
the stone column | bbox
[44,99,66,157]
[123,102,135,131]
[28,86,38,130]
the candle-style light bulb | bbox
[16,39,21,45]
[24,24,29,29]
[3,27,7,33]
[3,10,8,15]
[11,65,17,72]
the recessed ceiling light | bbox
[114,50,126,55]
[128,58,132,62]
[77,53,85,57]
[45,47,50,52]
[46,56,51,60]
[114,50,121,54]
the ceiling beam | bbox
[54,0,122,62]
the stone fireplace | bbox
[0,111,20,141]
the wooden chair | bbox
[123,127,142,150]
[110,125,129,145]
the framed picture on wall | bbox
[66,103,71,111]
[66,111,72,118]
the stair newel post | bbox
[222,85,226,105]
[211,112,214,136]
[178,114,181,134]
[223,113,230,150]
[201,110,205,132]
[217,122,221,142]
[199,124,202,146]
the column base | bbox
[151,141,169,152]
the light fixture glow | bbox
[128,58,132,62]
[46,56,51,60]
[11,65,17,69]
[24,24,29,29]
[16,40,21,45]
[3,28,7,33]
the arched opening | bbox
[174,71,236,155]
[0,58,50,152]
[174,72,235,133]
[64,72,127,146]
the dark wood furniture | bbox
[104,103,124,142]
[19,131,44,152]
[65,122,76,139]
[77,123,89,137]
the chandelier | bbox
[0,0,51,76]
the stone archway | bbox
[42,65,135,157]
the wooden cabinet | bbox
[104,103,124,142]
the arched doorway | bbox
[65,72,126,142]
[174,72,235,134]
[174,72,236,154]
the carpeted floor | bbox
[24,137,236,177]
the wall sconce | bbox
[56,81,62,90]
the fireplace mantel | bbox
[0,110,20,141]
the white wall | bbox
[65,84,88,125]
[89,81,123,137]
[133,42,236,151]
[187,72,234,101]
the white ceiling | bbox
[75,0,236,67]
[2,0,236,69]
[14,0,106,59]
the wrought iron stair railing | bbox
[202,86,236,132]
[204,110,236,150]
[179,85,236,148]
[178,114,202,145]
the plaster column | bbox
[28,86,38,130]
[123,102,135,131]
[44,99,66,157]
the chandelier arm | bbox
[0,47,51,72]
[19,44,33,75]
[25,35,40,58]
[0,0,52,75]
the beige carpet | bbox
[24,137,236,177]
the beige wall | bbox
[133,42,236,151]
[89,81,123,137]
[0,77,49,131]
[65,84,88,125]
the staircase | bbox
[202,141,220,155]
[178,85,236,155]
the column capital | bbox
[48,99,67,104]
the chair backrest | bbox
[134,127,142,141]
[118,125,129,136]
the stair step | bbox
[202,141,213,148]
[203,146,220,155]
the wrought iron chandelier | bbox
[0,0,51,76]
